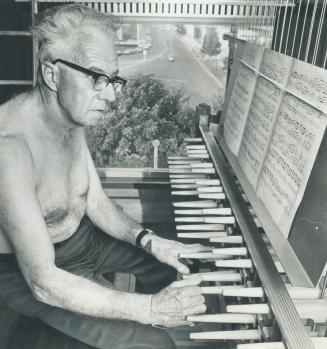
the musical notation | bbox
[288,60,327,114]
[239,77,283,187]
[257,94,327,237]
[223,64,256,155]
[260,50,293,86]
[223,43,327,238]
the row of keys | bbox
[168,137,326,348]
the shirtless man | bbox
[0,4,207,349]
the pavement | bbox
[174,32,225,92]
[118,27,228,96]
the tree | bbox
[201,27,222,56]
[87,75,195,168]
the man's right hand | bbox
[151,275,206,327]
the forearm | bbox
[34,266,152,324]
[87,191,142,245]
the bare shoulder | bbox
[0,90,27,119]
[0,135,35,185]
[0,134,31,160]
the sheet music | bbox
[223,42,327,239]
[238,77,283,187]
[288,60,327,114]
[220,41,246,132]
[257,94,327,237]
[221,42,327,283]
[224,55,241,113]
[260,49,293,87]
[242,42,264,70]
[223,64,257,155]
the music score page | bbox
[222,44,327,238]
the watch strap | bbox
[135,229,154,248]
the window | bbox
[88,23,230,168]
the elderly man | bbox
[0,4,207,349]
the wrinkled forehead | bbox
[76,29,119,74]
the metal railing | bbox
[14,0,293,25]
[83,0,294,28]
[232,0,327,69]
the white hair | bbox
[31,4,120,63]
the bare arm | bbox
[84,144,211,274]
[0,138,205,326]
[85,146,143,245]
[0,138,151,323]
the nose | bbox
[98,83,116,103]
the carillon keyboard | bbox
[168,133,327,349]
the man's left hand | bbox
[149,236,212,274]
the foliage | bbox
[201,27,222,56]
[121,24,138,41]
[87,74,194,168]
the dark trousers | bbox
[0,216,176,349]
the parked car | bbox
[167,53,176,62]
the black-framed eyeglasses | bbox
[52,59,127,92]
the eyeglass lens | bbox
[94,75,125,92]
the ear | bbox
[41,62,59,92]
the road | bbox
[118,26,225,109]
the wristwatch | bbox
[135,228,155,248]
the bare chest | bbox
[34,137,89,241]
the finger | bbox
[165,319,191,328]
[170,259,190,275]
[185,303,207,316]
[180,295,205,310]
[199,258,213,263]
[179,285,203,297]
[160,314,191,327]
[183,244,213,253]
[184,258,194,265]
[187,294,206,307]
[170,275,202,288]
[192,244,213,252]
